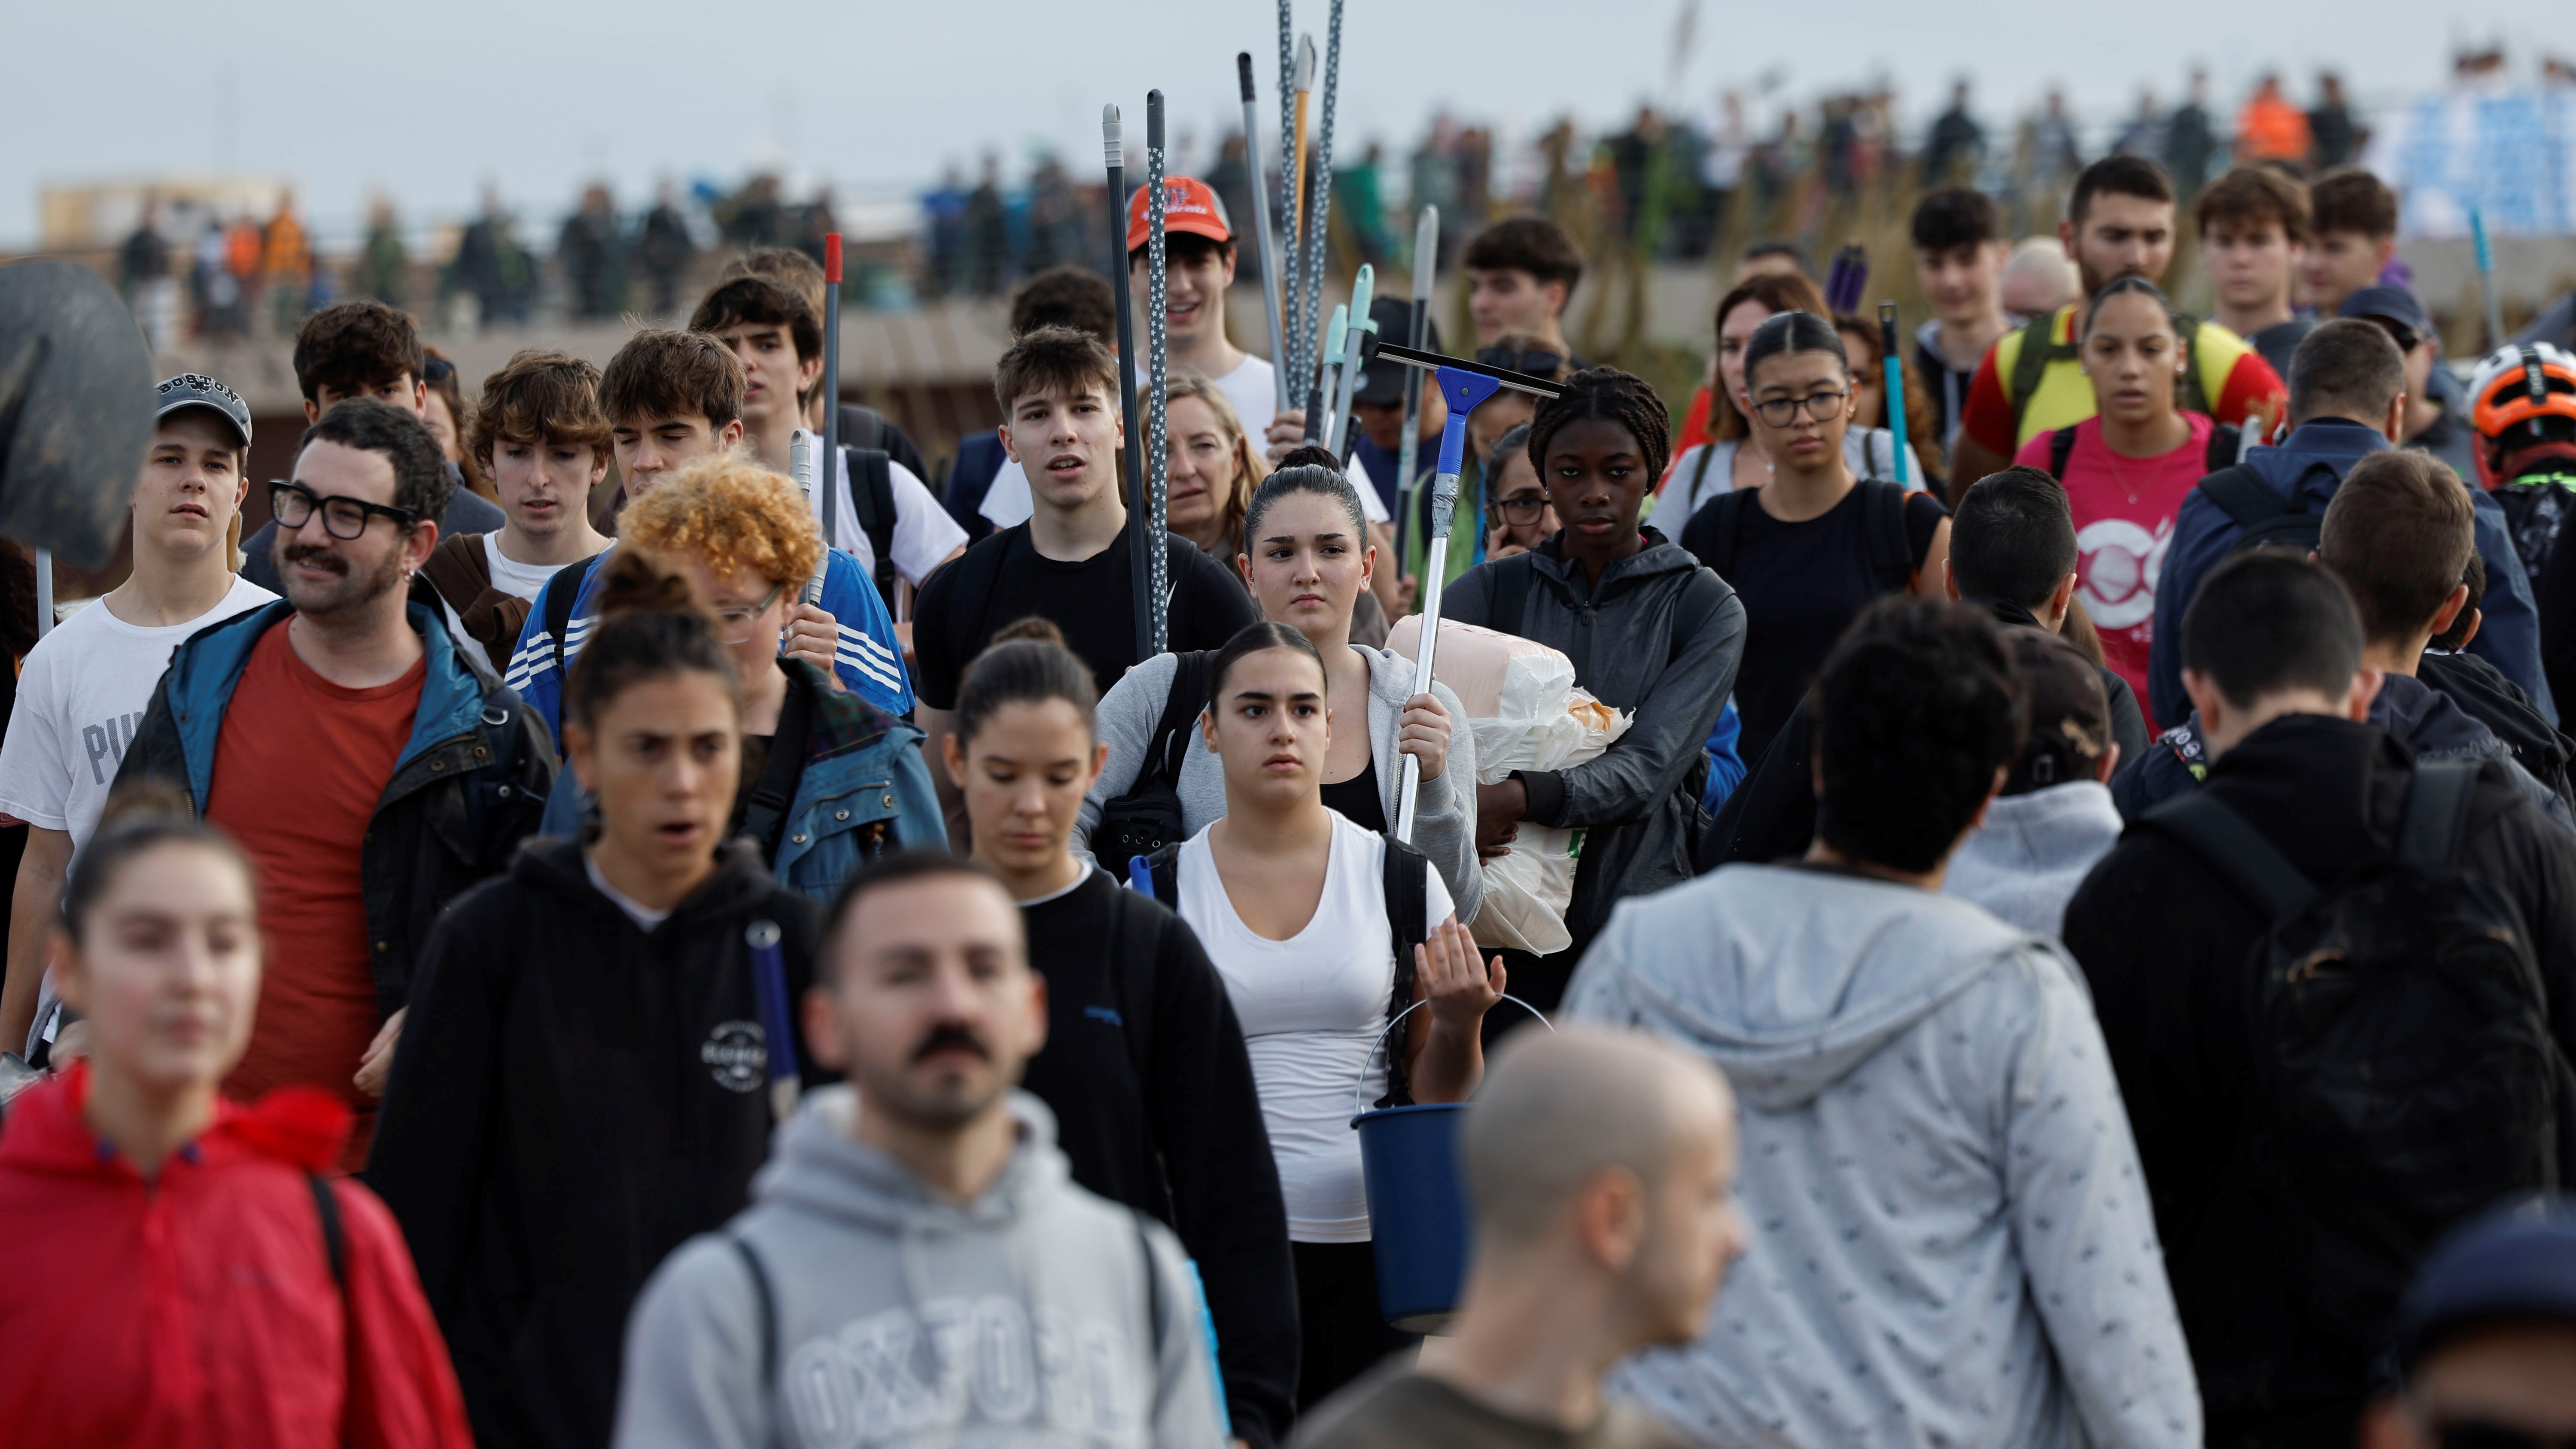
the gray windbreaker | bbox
[1075,645,1482,920]
[1566,865,2199,1449]
[612,1088,1225,1449]
[1444,532,1744,946]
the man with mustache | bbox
[115,397,554,1169]
[615,851,1227,1449]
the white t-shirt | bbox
[1174,810,1453,1243]
[439,533,578,676]
[1659,426,1928,533]
[980,352,1386,529]
[0,575,276,848]
[822,450,967,588]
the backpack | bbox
[2193,462,2321,558]
[2007,308,2211,437]
[2141,760,2570,1358]
[1685,480,1914,595]
[840,444,900,606]
[1139,832,1431,1108]
[1095,651,1214,865]
[543,549,605,679]
[2045,420,2242,482]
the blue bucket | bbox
[1350,995,1549,1333]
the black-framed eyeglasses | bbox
[1492,492,1550,524]
[715,581,788,644]
[1750,390,1851,426]
[1476,345,1563,378]
[2366,317,2424,353]
[268,481,420,541]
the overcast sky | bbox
[6,0,2558,246]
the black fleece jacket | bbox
[2062,716,2576,1431]
[366,839,825,1449]
[1019,868,1298,1448]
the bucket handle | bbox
[1354,993,1553,1120]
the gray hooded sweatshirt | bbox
[613,1087,1226,1449]
[1565,865,2199,1449]
[1942,781,2124,937]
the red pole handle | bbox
[824,233,842,285]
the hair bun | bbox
[1271,444,1342,473]
[591,546,709,621]
[990,615,1068,647]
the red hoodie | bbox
[0,1064,473,1448]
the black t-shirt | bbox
[1320,755,1387,833]
[911,522,1259,710]
[1699,485,1947,764]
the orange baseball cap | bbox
[1125,176,1233,254]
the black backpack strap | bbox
[729,1233,778,1390]
[1487,551,1536,635]
[840,403,885,452]
[2398,760,2480,870]
[955,528,1019,664]
[1142,652,1213,786]
[736,672,817,859]
[1858,481,1914,593]
[545,549,603,677]
[1144,842,1183,907]
[2205,421,2242,472]
[2048,425,2077,481]
[1378,838,1431,1108]
[2141,790,2321,921]
[843,445,899,598]
[1686,442,1720,514]
[308,1172,347,1289]
[2195,465,2295,533]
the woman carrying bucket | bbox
[1131,619,1505,1411]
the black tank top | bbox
[1319,754,1388,833]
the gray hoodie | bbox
[1076,646,1482,921]
[1942,781,2124,937]
[613,1087,1226,1449]
[1565,866,2199,1449]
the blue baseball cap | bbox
[2393,1194,2576,1376]
[2339,285,2434,343]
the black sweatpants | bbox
[1290,1240,1417,1412]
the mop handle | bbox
[1877,301,1910,488]
[1393,369,1503,842]
[1239,53,1294,414]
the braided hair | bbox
[1526,367,1673,483]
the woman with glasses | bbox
[1661,274,1927,529]
[1481,422,1560,559]
[1680,312,1951,766]
[530,456,942,899]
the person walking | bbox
[0,796,471,1448]
[612,852,1228,1449]
[367,552,827,1449]
[1940,627,2124,936]
[943,622,1297,1446]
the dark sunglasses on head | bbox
[268,480,421,541]
[422,355,455,383]
[1476,346,1563,378]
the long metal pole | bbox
[1286,33,1316,394]
[1297,1,1344,426]
[1104,105,1153,661]
[1393,206,1437,572]
[1396,368,1504,842]
[1240,53,1293,415]
[1145,91,1173,654]
[1876,301,1910,489]
[822,232,843,562]
[32,551,51,640]
[1327,264,1376,456]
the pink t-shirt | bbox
[2014,412,2214,732]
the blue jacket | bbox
[503,545,913,740]
[114,601,557,1021]
[536,659,942,901]
[2147,419,2555,729]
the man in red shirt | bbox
[117,398,554,1167]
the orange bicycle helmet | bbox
[2468,342,2576,487]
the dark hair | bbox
[1527,366,1673,482]
[1910,186,2004,253]
[1244,459,1370,544]
[60,787,254,943]
[1463,217,1584,296]
[469,349,612,464]
[1709,272,1832,443]
[602,328,746,433]
[562,548,741,731]
[1490,423,1534,474]
[2288,318,2407,426]
[718,248,830,328]
[690,274,823,370]
[1011,264,1119,341]
[1950,467,2078,607]
[820,850,1013,963]
[1133,230,1232,268]
[1741,311,1849,398]
[2310,166,2399,240]
[2002,629,2111,796]
[421,345,490,500]
[994,325,1121,411]
[292,299,423,403]
[955,617,1099,745]
[299,396,453,524]
[2430,550,2486,652]
[2196,165,2312,244]
[1811,597,2027,873]
[2069,155,2174,227]
[2080,275,2179,342]
[2320,450,2477,645]
[1207,620,1327,702]
[2180,552,2365,708]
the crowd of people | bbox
[6,123,2576,1449]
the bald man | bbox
[1292,1027,1743,1449]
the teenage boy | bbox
[504,328,913,738]
[2198,165,2315,380]
[688,270,966,598]
[2063,550,2576,1449]
[613,853,1227,1449]
[0,375,278,1054]
[239,299,505,594]
[115,399,553,1170]
[2299,167,2401,319]
[1463,216,1585,361]
[912,327,1258,841]
[413,350,613,674]
[716,248,937,485]
[948,265,1121,538]
[2148,319,2553,730]
[1294,1027,1743,1449]
[1569,596,2196,1449]
[1949,155,2287,485]
[1908,185,2016,449]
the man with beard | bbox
[116,398,554,1170]
[1948,155,2287,485]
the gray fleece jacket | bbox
[1943,781,2125,937]
[612,1088,1225,1449]
[1076,645,1482,920]
[1566,865,2199,1449]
